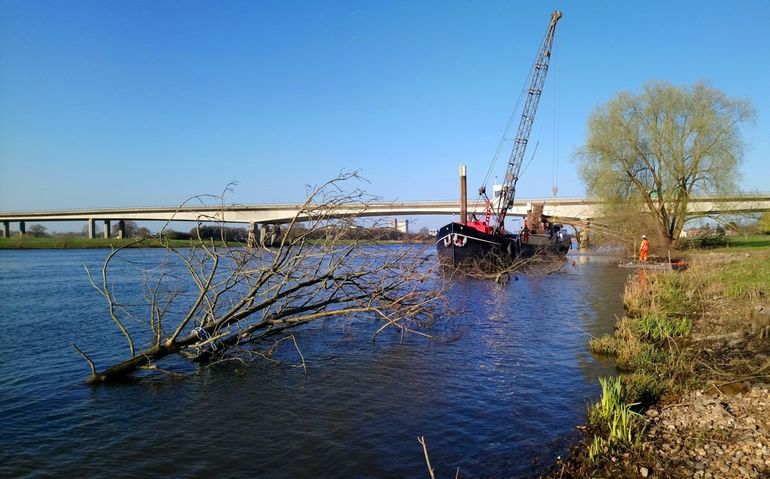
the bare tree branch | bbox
[79,173,448,384]
[418,436,436,479]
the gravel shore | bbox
[643,385,770,478]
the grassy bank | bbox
[555,240,770,477]
[689,233,770,252]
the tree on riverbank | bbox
[74,172,448,384]
[577,82,755,248]
[111,220,139,238]
[27,224,48,237]
[759,212,770,234]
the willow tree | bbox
[577,82,755,246]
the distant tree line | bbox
[8,221,442,242]
[163,226,249,242]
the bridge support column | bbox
[118,220,126,239]
[87,219,96,239]
[19,221,25,236]
[392,219,409,234]
[2,221,9,238]
[247,222,259,249]
[259,224,281,247]
[577,222,590,249]
[268,224,281,247]
[259,225,267,247]
[103,220,111,239]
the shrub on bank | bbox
[587,376,645,462]
[630,313,691,341]
[588,334,619,355]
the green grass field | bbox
[718,233,770,250]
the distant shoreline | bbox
[0,237,199,249]
[0,237,435,250]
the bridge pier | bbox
[247,222,259,248]
[19,221,25,236]
[258,224,281,247]
[117,220,126,239]
[576,222,591,249]
[2,221,9,238]
[392,219,409,234]
[88,219,96,239]
[259,225,268,247]
[103,220,111,239]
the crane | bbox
[494,10,562,231]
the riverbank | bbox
[551,238,770,478]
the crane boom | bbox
[496,10,562,230]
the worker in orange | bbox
[639,235,650,262]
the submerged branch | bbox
[72,343,96,377]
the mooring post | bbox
[459,164,467,225]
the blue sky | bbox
[1,1,768,227]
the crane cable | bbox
[474,24,558,214]
[513,33,561,185]
[551,31,561,198]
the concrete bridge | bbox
[1,193,769,239]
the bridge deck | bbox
[1,194,768,225]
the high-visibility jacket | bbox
[639,239,650,258]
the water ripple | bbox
[0,249,628,478]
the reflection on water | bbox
[0,248,629,478]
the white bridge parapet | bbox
[1,194,769,237]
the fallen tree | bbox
[74,173,448,384]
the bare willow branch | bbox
[418,436,436,479]
[72,343,96,377]
[81,172,448,384]
[168,253,219,344]
[83,241,142,357]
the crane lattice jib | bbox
[496,11,562,229]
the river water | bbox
[0,247,628,478]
